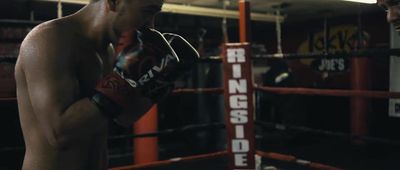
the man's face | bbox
[112,0,164,35]
[378,0,400,31]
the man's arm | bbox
[19,27,108,149]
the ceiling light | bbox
[341,0,376,4]
[162,3,284,22]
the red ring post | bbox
[239,0,251,43]
[222,1,256,170]
[350,35,370,145]
[134,105,159,164]
[350,57,369,145]
[223,43,256,170]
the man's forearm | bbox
[56,98,109,147]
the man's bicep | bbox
[21,38,79,127]
[27,64,79,116]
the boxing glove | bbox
[90,28,179,119]
[162,33,200,81]
[140,33,201,101]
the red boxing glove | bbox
[90,28,179,118]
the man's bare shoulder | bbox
[23,20,78,50]
[18,19,82,66]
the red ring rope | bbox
[109,151,228,170]
[255,86,400,99]
[3,85,397,101]
[172,88,224,94]
[256,150,343,170]
[0,97,17,102]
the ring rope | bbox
[253,48,400,59]
[172,88,224,94]
[108,122,225,140]
[0,57,17,63]
[196,48,400,61]
[0,123,226,153]
[0,19,42,25]
[0,146,24,152]
[109,151,228,170]
[3,85,400,102]
[255,121,400,146]
[198,57,223,63]
[108,152,134,160]
[255,85,400,99]
[256,150,343,170]
[0,98,17,102]
[2,48,400,65]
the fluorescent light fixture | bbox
[163,3,283,22]
[341,0,376,4]
[33,0,284,22]
[35,0,88,4]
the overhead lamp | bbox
[36,0,88,4]
[162,3,284,22]
[341,0,376,4]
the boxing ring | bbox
[3,43,400,170]
[103,46,400,170]
[106,1,400,168]
[1,30,400,170]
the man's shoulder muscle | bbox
[19,21,79,69]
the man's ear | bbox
[107,0,117,12]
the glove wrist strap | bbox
[89,90,123,119]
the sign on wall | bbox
[297,25,368,74]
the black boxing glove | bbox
[90,28,179,118]
[162,33,200,80]
[140,33,200,101]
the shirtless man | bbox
[14,0,185,169]
[378,0,400,29]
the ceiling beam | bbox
[33,0,284,22]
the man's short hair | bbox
[90,0,101,3]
